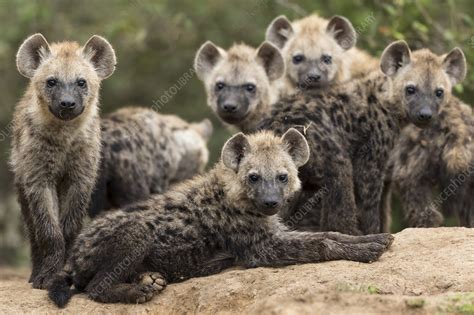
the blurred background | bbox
[0,0,473,266]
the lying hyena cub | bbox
[88,107,212,216]
[257,41,467,235]
[48,129,393,307]
[195,41,284,133]
[265,14,378,95]
[10,34,116,288]
[387,100,474,228]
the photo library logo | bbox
[425,161,474,215]
[339,11,376,50]
[284,185,329,229]
[0,121,14,142]
[151,67,196,112]
[88,243,146,299]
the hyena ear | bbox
[442,47,467,86]
[282,128,310,168]
[256,42,285,81]
[192,119,213,142]
[265,15,294,49]
[326,16,356,50]
[380,40,411,77]
[194,41,224,81]
[16,33,51,78]
[82,35,116,79]
[221,133,250,172]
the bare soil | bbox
[0,227,473,314]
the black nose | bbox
[222,103,238,113]
[60,100,76,109]
[417,107,432,121]
[307,74,321,82]
[264,200,279,208]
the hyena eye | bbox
[405,86,416,96]
[215,82,225,91]
[77,79,87,88]
[245,84,256,93]
[248,174,260,183]
[46,79,57,88]
[322,54,332,64]
[278,174,288,183]
[292,54,305,64]
[435,88,444,98]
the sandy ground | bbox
[0,227,473,314]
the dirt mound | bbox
[0,227,473,314]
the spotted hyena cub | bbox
[387,98,474,228]
[88,107,212,216]
[195,41,284,133]
[10,34,116,288]
[258,41,467,235]
[266,14,378,95]
[48,129,393,307]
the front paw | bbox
[32,271,55,289]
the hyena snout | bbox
[417,106,433,122]
[51,91,85,121]
[409,103,437,128]
[216,92,250,123]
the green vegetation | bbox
[0,0,473,265]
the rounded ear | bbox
[326,16,356,50]
[16,33,51,78]
[221,132,250,172]
[281,128,310,168]
[82,35,116,79]
[380,40,411,77]
[255,41,285,81]
[194,41,224,81]
[265,15,294,49]
[192,118,213,142]
[442,47,466,86]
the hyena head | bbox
[172,118,213,182]
[221,128,309,215]
[266,14,356,90]
[195,41,284,126]
[380,40,466,128]
[16,34,116,122]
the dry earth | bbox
[0,227,473,314]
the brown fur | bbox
[266,14,378,96]
[195,41,284,133]
[10,34,116,289]
[48,129,393,307]
[88,107,212,216]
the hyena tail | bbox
[47,268,74,308]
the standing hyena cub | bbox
[195,41,284,133]
[10,34,116,289]
[265,14,378,95]
[88,106,212,216]
[48,129,393,307]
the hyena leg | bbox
[319,156,360,235]
[397,179,443,227]
[353,159,385,235]
[243,231,393,268]
[24,185,65,289]
[17,186,40,282]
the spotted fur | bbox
[10,34,116,289]
[265,14,378,96]
[48,129,393,307]
[88,107,212,216]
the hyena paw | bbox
[350,241,390,263]
[137,272,167,293]
[129,272,167,303]
[31,271,54,289]
[362,233,394,249]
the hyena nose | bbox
[222,103,238,113]
[264,200,279,208]
[60,99,76,109]
[307,74,321,82]
[417,107,432,121]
